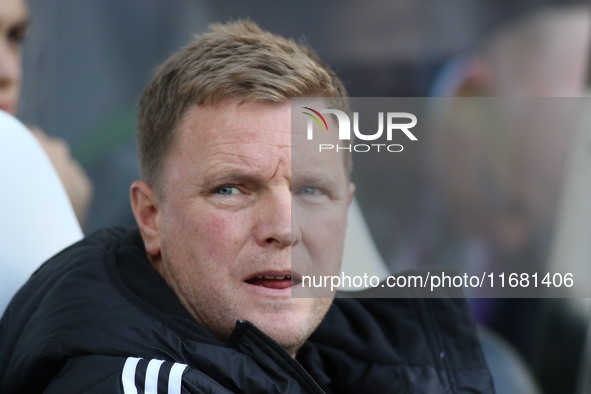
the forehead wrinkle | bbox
[201,141,290,166]
[203,153,266,178]
[189,120,290,139]
[199,138,290,152]
[201,148,290,184]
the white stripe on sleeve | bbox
[167,362,188,394]
[121,357,142,394]
[144,359,165,394]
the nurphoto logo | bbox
[302,107,418,153]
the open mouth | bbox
[245,272,301,289]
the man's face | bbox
[134,99,353,356]
[0,0,27,115]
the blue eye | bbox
[298,187,322,196]
[215,186,240,195]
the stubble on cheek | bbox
[157,202,251,340]
[160,254,240,340]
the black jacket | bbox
[0,227,493,393]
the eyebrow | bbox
[199,170,270,189]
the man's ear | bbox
[455,57,491,97]
[130,180,161,257]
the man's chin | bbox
[253,318,311,356]
[240,298,333,356]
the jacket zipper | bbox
[237,320,326,394]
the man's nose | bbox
[254,188,300,248]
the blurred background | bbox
[18,0,591,392]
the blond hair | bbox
[137,20,348,189]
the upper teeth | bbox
[256,275,291,280]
